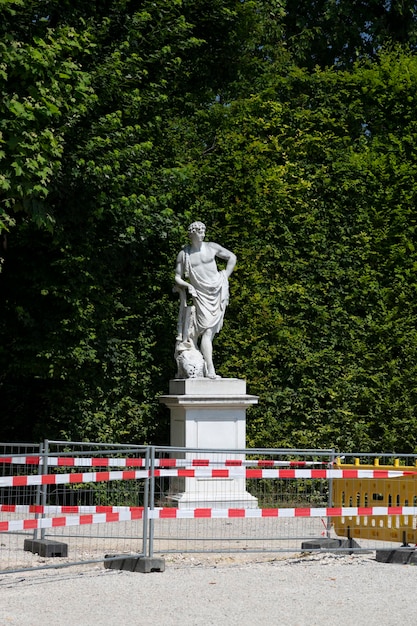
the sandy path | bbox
[1,552,416,626]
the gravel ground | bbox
[1,552,416,625]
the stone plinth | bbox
[159,378,258,509]
[168,378,249,396]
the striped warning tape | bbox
[0,456,148,467]
[0,469,148,487]
[3,503,416,519]
[0,468,414,488]
[1,506,417,533]
[0,456,331,468]
[0,504,144,515]
[154,468,415,479]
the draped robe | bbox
[181,245,229,337]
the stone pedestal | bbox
[159,378,258,509]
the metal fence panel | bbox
[150,447,335,555]
[1,441,150,573]
[2,443,417,574]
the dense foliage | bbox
[193,50,417,452]
[1,1,417,453]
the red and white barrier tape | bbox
[154,468,416,479]
[3,503,416,518]
[0,504,142,515]
[0,469,148,487]
[0,468,415,488]
[0,456,148,467]
[0,456,331,468]
[1,506,417,533]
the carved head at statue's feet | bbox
[175,342,205,379]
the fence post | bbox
[141,446,150,558]
[148,446,156,558]
[326,449,335,539]
[39,440,49,540]
[32,441,44,541]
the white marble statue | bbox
[174,221,236,379]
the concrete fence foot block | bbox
[376,548,417,564]
[104,554,165,573]
[301,537,365,552]
[24,538,68,558]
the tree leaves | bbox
[188,48,417,452]
[0,23,95,229]
[1,4,417,454]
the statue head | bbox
[188,221,206,236]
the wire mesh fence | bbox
[0,442,42,507]
[0,441,150,573]
[1,442,417,573]
[149,446,335,555]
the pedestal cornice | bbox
[160,394,259,409]
[160,378,259,409]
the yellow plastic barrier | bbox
[332,458,417,544]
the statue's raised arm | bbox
[174,221,236,379]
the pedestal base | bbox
[160,378,259,509]
[167,491,258,509]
